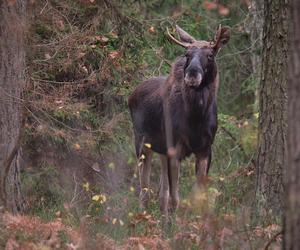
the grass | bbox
[18,145,271,248]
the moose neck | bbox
[166,57,218,117]
[182,69,217,117]
[181,84,209,116]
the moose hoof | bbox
[139,189,150,209]
[169,197,179,213]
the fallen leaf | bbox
[148,26,156,34]
[108,51,120,59]
[203,1,218,10]
[95,35,109,43]
[218,5,230,16]
[44,53,51,60]
[92,162,101,172]
[81,66,88,74]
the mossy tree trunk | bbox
[256,0,288,216]
[0,0,27,213]
[284,0,300,248]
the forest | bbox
[0,0,299,249]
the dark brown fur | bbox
[129,53,218,162]
[128,25,230,216]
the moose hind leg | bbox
[195,149,212,186]
[169,158,180,213]
[159,155,169,217]
[139,148,153,209]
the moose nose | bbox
[184,72,203,87]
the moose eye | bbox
[207,54,214,61]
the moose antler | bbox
[213,25,230,51]
[166,27,190,48]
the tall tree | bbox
[284,1,300,248]
[256,0,288,215]
[0,0,27,212]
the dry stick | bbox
[263,230,283,250]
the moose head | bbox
[167,25,230,88]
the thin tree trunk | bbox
[0,0,27,213]
[248,0,263,110]
[256,0,288,216]
[249,0,263,78]
[284,0,300,248]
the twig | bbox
[70,173,81,206]
[263,231,282,250]
[40,0,49,15]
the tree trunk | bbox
[248,0,263,78]
[256,0,288,216]
[284,1,300,248]
[0,0,27,213]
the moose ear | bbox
[175,25,196,44]
[213,26,230,51]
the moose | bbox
[128,25,230,216]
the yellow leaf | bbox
[92,195,100,201]
[108,162,115,170]
[74,143,81,150]
[129,186,135,192]
[112,218,117,225]
[83,182,90,191]
[144,143,151,149]
[119,220,124,226]
[99,194,107,204]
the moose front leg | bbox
[169,157,180,213]
[139,148,153,209]
[195,149,212,186]
[159,155,169,217]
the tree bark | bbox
[248,0,263,78]
[0,0,27,213]
[256,0,288,216]
[284,1,300,248]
